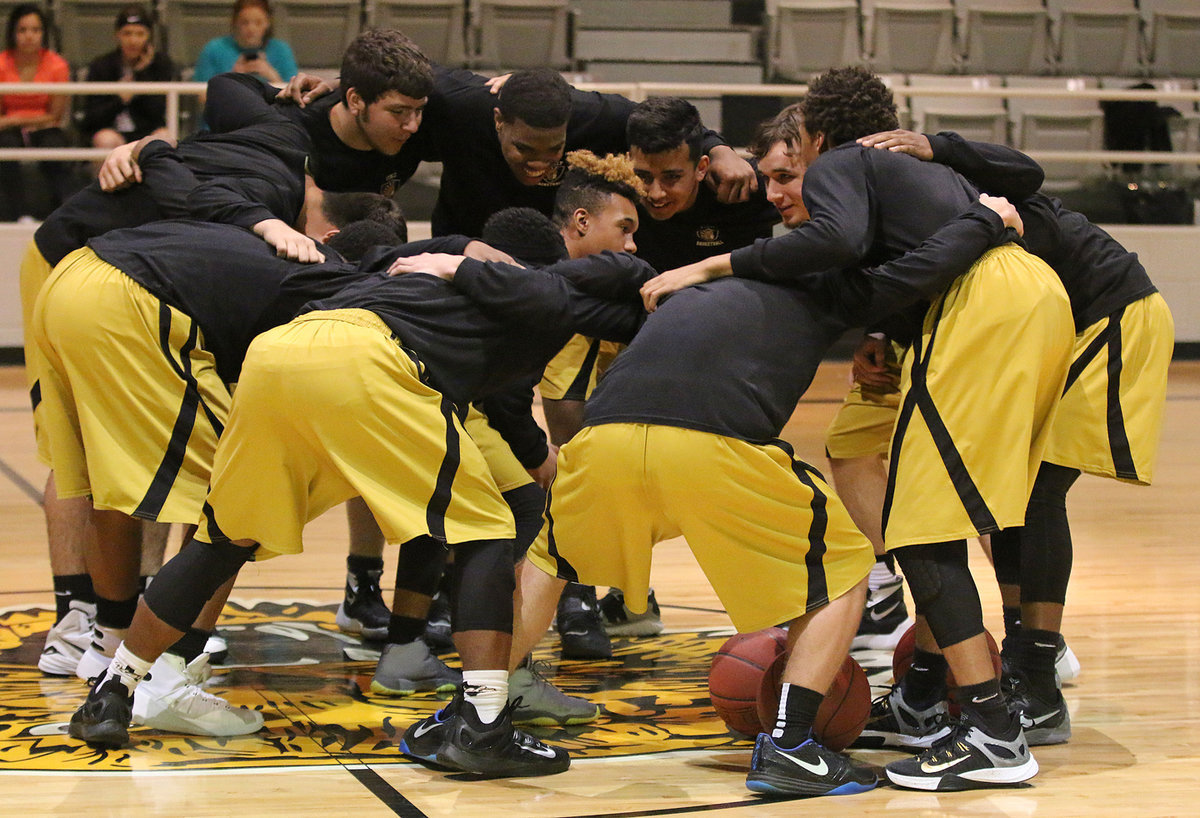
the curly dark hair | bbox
[800,66,898,149]
[321,191,407,242]
[497,68,572,129]
[481,207,567,267]
[326,220,402,262]
[340,28,433,105]
[626,97,705,161]
[552,151,645,229]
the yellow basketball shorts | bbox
[19,240,54,461]
[464,406,535,493]
[31,248,231,522]
[1043,292,1173,484]
[528,423,873,633]
[883,244,1074,549]
[538,334,623,401]
[195,309,516,559]
[825,382,902,460]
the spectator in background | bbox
[0,3,76,221]
[81,5,176,163]
[192,0,297,87]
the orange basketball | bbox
[892,624,1002,714]
[708,627,789,736]
[755,652,871,751]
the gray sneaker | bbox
[370,641,461,696]
[598,588,665,637]
[509,661,598,726]
[852,684,952,749]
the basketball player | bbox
[642,68,1075,791]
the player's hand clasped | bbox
[253,219,325,263]
[388,253,466,280]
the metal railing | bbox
[2,79,1200,167]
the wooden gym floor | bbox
[0,360,1197,817]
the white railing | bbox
[2,79,1200,166]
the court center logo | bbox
[0,601,756,772]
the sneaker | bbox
[1009,681,1071,746]
[509,660,598,725]
[205,630,229,664]
[1056,635,1081,683]
[851,685,952,750]
[69,672,134,748]
[39,600,96,676]
[424,589,454,651]
[75,624,126,682]
[852,573,913,651]
[598,588,665,637]
[336,570,390,641]
[400,693,570,778]
[746,733,878,798]
[557,583,612,660]
[132,653,263,736]
[370,641,461,696]
[885,712,1038,791]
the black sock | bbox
[347,554,384,580]
[771,683,824,748]
[956,677,1016,737]
[168,627,210,663]
[387,613,425,645]
[52,573,95,620]
[94,593,139,630]
[903,648,949,708]
[1001,606,1022,660]
[1015,628,1061,700]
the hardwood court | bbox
[0,360,1197,817]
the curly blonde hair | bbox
[554,151,646,227]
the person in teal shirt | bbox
[192,0,297,85]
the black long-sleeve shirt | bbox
[80,49,177,140]
[634,181,779,272]
[927,131,1158,331]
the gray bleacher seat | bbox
[471,0,572,70]
[1141,0,1200,78]
[161,0,233,67]
[862,0,956,74]
[1006,74,1106,188]
[906,73,1008,145]
[364,0,468,66]
[956,0,1051,76]
[1047,0,1143,77]
[765,0,862,83]
[270,0,362,70]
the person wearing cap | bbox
[81,4,176,157]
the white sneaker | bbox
[132,653,263,736]
[39,600,96,676]
[75,624,126,682]
[205,631,229,664]
[1055,637,1081,684]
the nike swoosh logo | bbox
[870,600,901,621]
[971,695,998,704]
[527,743,558,759]
[920,754,971,773]
[1021,709,1062,727]
[778,752,829,776]
[411,719,443,739]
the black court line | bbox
[0,455,42,505]
[566,797,777,817]
[348,767,429,818]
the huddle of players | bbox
[24,21,1170,798]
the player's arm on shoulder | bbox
[640,253,733,312]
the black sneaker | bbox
[424,589,454,651]
[746,733,878,797]
[852,573,913,651]
[336,570,390,641]
[885,712,1038,791]
[68,673,134,749]
[401,692,570,778]
[556,583,612,660]
[1005,672,1071,746]
[851,685,951,750]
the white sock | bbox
[868,561,898,593]
[463,670,509,723]
[105,643,154,694]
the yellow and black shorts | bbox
[195,309,516,559]
[31,248,230,522]
[884,244,1074,549]
[19,240,54,461]
[528,422,873,633]
[539,334,623,401]
[825,383,902,460]
[1043,292,1173,484]
[464,406,535,493]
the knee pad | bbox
[143,538,254,632]
[449,538,515,633]
[1020,464,1079,605]
[989,528,1022,587]
[393,535,448,595]
[503,483,547,562]
[895,540,984,648]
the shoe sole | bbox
[335,608,388,641]
[886,756,1039,791]
[439,745,570,778]
[68,719,129,749]
[746,774,877,797]
[512,709,598,727]
[370,679,459,697]
[603,621,665,637]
